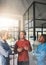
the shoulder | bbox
[25,39,30,43]
[26,39,30,42]
[15,40,20,45]
[37,44,42,48]
[0,40,3,45]
[43,43,46,48]
[16,40,20,43]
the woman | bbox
[0,31,12,65]
[33,34,46,65]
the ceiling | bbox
[35,2,46,28]
[0,0,46,16]
[0,0,46,28]
[0,0,33,16]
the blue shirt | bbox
[0,40,12,65]
[33,43,46,65]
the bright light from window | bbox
[0,16,19,30]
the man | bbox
[0,31,12,65]
[33,34,46,65]
[14,31,32,65]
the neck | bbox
[20,38,25,41]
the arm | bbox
[14,43,23,53]
[17,47,23,52]
[5,42,12,55]
[33,45,46,58]
[7,47,12,55]
[33,49,46,57]
[33,50,46,61]
[24,41,32,51]
[0,46,9,57]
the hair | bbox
[18,31,26,40]
[0,30,8,38]
[41,34,46,42]
[20,30,26,35]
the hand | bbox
[17,48,23,52]
[24,46,29,51]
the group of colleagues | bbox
[0,30,46,65]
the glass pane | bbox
[25,29,28,40]
[29,28,33,40]
[35,20,46,28]
[43,28,46,31]
[29,28,34,48]
[35,28,42,31]
[23,11,29,39]
[29,5,33,20]
[24,24,28,28]
[35,3,46,19]
[24,11,28,24]
[43,28,46,34]
[35,28,42,40]
[43,32,46,34]
[29,20,33,28]
[0,17,19,46]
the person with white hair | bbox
[0,31,12,65]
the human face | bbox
[3,32,8,40]
[38,35,45,43]
[20,32,25,39]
